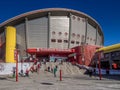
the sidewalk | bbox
[0,70,120,90]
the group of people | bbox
[17,60,41,77]
[46,65,58,77]
[87,68,96,77]
[13,57,61,78]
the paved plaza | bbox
[0,70,120,90]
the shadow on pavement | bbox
[83,69,120,81]
[41,82,54,85]
[0,76,16,82]
[0,77,7,80]
[63,75,97,80]
[100,75,120,81]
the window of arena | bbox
[51,39,56,42]
[52,31,55,35]
[71,40,75,44]
[64,40,68,43]
[76,41,80,44]
[72,33,76,37]
[58,39,62,43]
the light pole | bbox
[14,49,19,82]
[98,51,103,80]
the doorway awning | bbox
[26,48,75,55]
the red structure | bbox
[14,50,18,82]
[26,45,99,67]
[60,69,62,81]
[72,45,99,66]
[27,48,75,55]
[26,48,75,62]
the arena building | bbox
[0,8,104,63]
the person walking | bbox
[12,67,16,78]
[106,68,109,75]
[25,68,29,77]
[37,62,40,74]
[53,65,58,77]
[89,69,93,77]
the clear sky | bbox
[0,0,120,46]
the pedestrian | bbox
[19,69,24,77]
[25,68,29,77]
[106,68,109,75]
[34,58,37,65]
[53,65,58,77]
[89,69,93,77]
[30,65,34,73]
[37,63,40,74]
[51,67,53,73]
[48,66,50,72]
[43,59,46,65]
[54,59,57,63]
[37,63,40,72]
[60,60,63,65]
[12,67,16,78]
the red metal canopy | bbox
[26,48,75,55]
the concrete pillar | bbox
[25,17,28,50]
[84,18,88,44]
[95,26,98,45]
[25,17,29,57]
[48,12,51,48]
[109,52,112,69]
[68,13,72,48]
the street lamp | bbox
[14,49,20,82]
[98,50,103,80]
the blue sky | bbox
[0,0,120,46]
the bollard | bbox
[60,69,62,81]
[14,49,18,82]
[98,51,102,80]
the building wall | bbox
[86,23,96,45]
[15,23,26,57]
[27,17,48,48]
[96,30,102,46]
[73,45,99,66]
[0,32,5,60]
[70,15,86,48]
[22,14,102,50]
[49,16,69,49]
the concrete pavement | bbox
[0,70,120,90]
